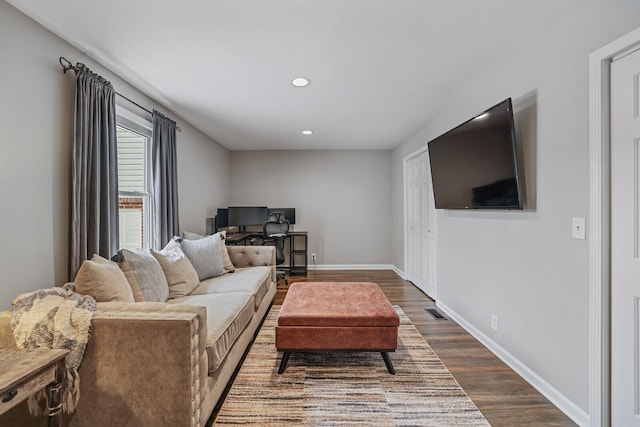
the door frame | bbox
[589,26,640,427]
[403,145,438,297]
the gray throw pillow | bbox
[182,230,204,240]
[179,233,225,281]
[113,249,170,302]
[182,230,236,273]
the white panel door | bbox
[611,47,640,427]
[406,150,437,299]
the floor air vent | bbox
[426,308,447,320]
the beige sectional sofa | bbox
[0,244,276,427]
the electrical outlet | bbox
[572,217,586,240]
[491,314,498,332]
[311,253,316,262]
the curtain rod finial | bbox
[59,56,74,73]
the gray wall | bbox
[229,150,392,266]
[391,0,640,415]
[0,2,230,309]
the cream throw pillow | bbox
[181,230,235,273]
[151,240,200,299]
[74,254,135,302]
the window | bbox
[116,110,152,250]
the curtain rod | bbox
[59,56,181,132]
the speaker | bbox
[206,217,216,235]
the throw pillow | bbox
[182,230,204,240]
[181,230,236,273]
[151,240,200,299]
[112,249,170,302]
[74,254,135,303]
[179,233,225,281]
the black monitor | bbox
[228,206,268,228]
[216,208,229,229]
[267,208,296,224]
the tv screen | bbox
[228,206,268,226]
[267,208,296,224]
[427,98,523,210]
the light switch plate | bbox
[572,217,586,240]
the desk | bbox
[224,231,308,276]
[224,232,255,246]
[0,348,68,427]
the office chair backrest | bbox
[263,217,289,239]
[263,212,289,265]
[267,211,287,224]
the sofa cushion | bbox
[75,254,135,302]
[113,249,170,302]
[179,233,225,281]
[194,266,272,311]
[168,292,255,372]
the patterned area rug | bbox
[214,306,490,426]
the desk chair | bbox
[262,212,289,285]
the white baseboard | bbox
[436,301,590,427]
[392,265,406,279]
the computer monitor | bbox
[228,206,268,228]
[267,208,296,224]
[216,208,229,229]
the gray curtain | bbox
[69,64,119,278]
[152,110,179,249]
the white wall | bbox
[229,150,392,266]
[0,2,230,309]
[392,0,640,418]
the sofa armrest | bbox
[83,302,207,426]
[227,245,275,268]
[0,302,208,427]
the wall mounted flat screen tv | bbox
[427,98,523,210]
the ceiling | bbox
[9,0,586,150]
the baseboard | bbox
[392,265,406,279]
[436,301,590,427]
[311,264,396,271]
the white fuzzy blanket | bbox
[10,283,96,415]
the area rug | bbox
[214,306,490,426]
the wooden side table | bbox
[0,348,68,427]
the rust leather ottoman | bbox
[276,282,400,374]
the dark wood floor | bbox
[274,270,576,426]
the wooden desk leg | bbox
[46,360,65,427]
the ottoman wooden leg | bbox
[381,352,396,375]
[278,352,291,374]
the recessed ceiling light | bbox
[302,130,313,135]
[292,77,310,87]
